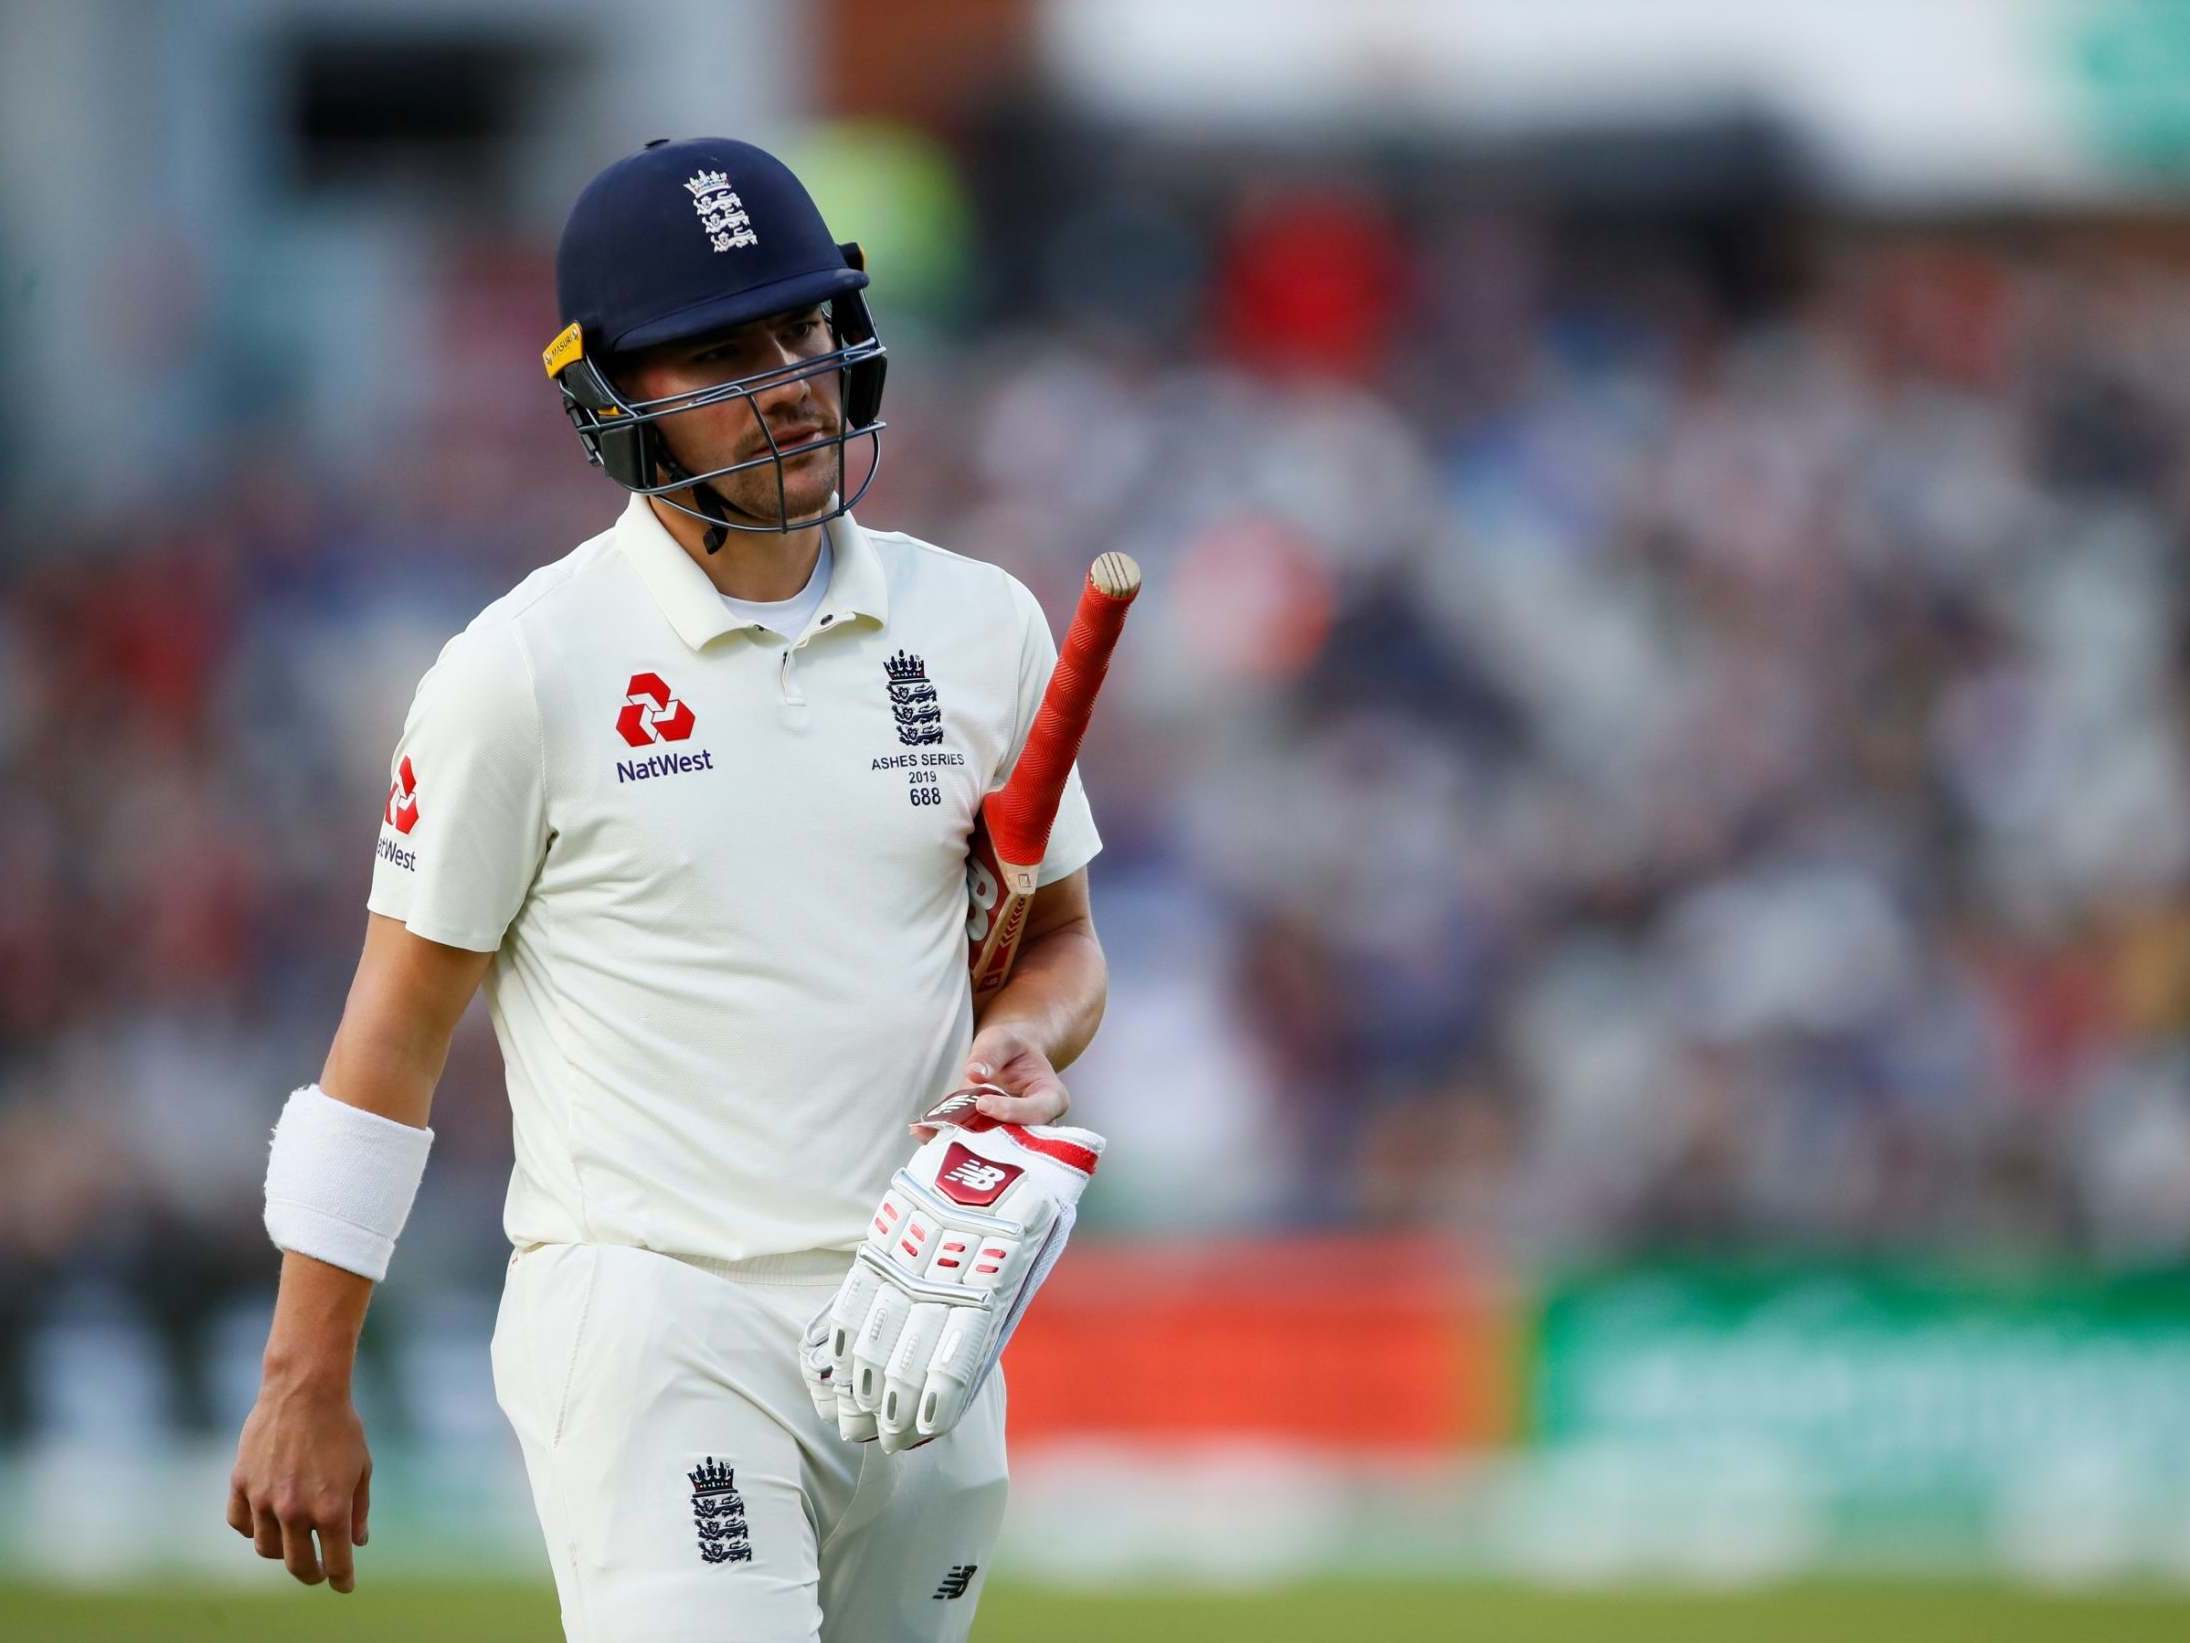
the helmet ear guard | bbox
[542,322,658,492]
[834,242,888,433]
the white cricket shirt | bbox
[367,495,1101,1262]
[718,528,832,639]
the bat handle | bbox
[988,567,1137,866]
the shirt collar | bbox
[614,493,890,652]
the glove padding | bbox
[802,1086,1102,1453]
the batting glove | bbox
[802,1086,1102,1453]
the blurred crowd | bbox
[904,203,2190,1273]
[7,165,2190,1437]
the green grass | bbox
[4,1579,2188,1642]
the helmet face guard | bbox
[543,250,888,543]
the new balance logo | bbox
[943,1159,1009,1195]
[932,1564,978,1600]
[934,1142,1023,1207]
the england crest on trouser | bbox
[688,1456,753,1565]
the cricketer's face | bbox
[619,305,846,528]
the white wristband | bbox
[264,1083,434,1282]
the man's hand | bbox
[912,1022,1070,1141]
[225,917,486,1592]
[227,1369,372,1593]
[807,1092,1103,1452]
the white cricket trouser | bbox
[490,1241,1009,1643]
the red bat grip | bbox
[988,574,1135,866]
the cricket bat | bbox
[965,552,1141,998]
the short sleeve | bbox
[997,575,1104,888]
[366,620,548,952]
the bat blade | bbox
[967,552,1141,997]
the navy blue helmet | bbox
[543,137,886,546]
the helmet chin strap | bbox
[651,447,740,554]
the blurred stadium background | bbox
[10,0,2190,1636]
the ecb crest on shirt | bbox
[884,651,945,747]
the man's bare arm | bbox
[323,910,496,1123]
[228,913,493,1592]
[939,867,1106,1132]
[973,867,1104,1069]
[271,913,493,1371]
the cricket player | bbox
[225,137,1109,1642]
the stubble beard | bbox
[668,417,843,529]
[721,440,838,526]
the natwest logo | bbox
[384,755,420,834]
[617,672,696,748]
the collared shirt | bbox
[367,494,1101,1262]
[717,527,833,641]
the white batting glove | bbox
[802,1086,1103,1453]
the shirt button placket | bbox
[778,645,806,707]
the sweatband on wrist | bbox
[264,1083,434,1282]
